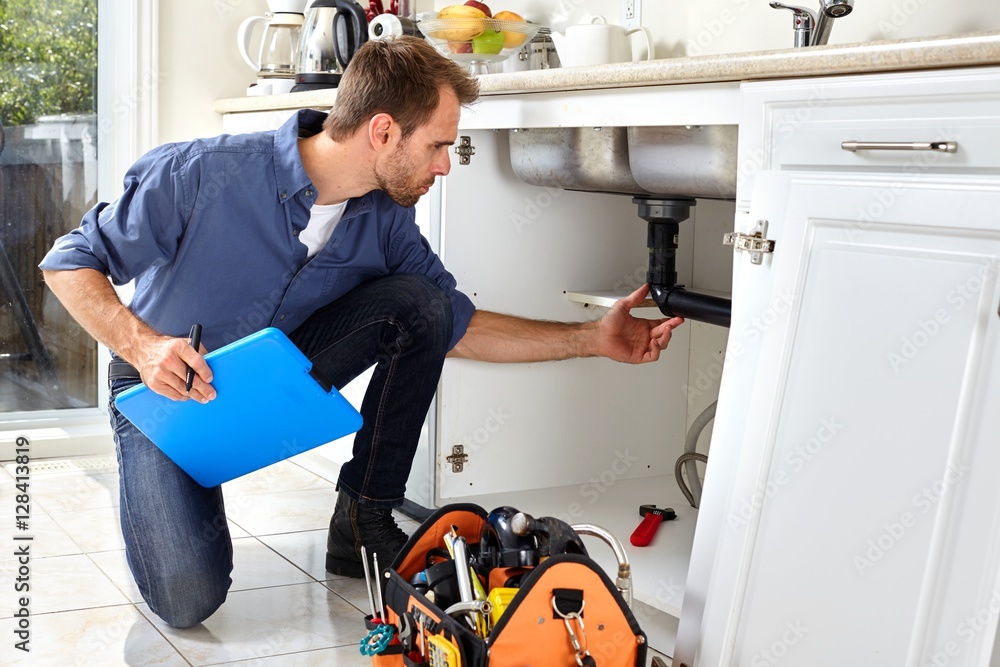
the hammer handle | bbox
[631,511,665,547]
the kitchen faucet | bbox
[770,0,854,47]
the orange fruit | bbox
[493,10,528,48]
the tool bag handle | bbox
[390,503,487,580]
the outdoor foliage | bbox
[0,0,97,126]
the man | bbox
[40,37,684,628]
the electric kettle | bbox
[238,0,307,89]
[292,0,369,91]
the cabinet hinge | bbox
[446,445,469,473]
[723,219,775,265]
[454,136,475,165]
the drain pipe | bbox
[635,197,732,329]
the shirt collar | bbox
[272,108,373,218]
[273,108,327,204]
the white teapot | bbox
[550,16,654,68]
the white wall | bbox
[157,0,269,143]
[157,0,1000,143]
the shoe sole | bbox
[325,552,365,578]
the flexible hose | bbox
[677,400,717,507]
[675,453,709,508]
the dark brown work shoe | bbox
[325,489,409,577]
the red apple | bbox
[448,41,473,54]
[464,0,492,18]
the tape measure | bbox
[426,633,461,667]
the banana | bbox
[429,4,487,42]
[437,4,487,19]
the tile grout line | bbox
[6,458,381,664]
[131,601,198,667]
[253,534,339,586]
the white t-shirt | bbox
[300,201,348,258]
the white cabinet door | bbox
[676,170,1000,666]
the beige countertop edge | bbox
[214,31,1000,115]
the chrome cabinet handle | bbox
[841,140,958,153]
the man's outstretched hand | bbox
[595,284,685,364]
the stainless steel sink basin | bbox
[628,125,737,199]
[507,125,737,199]
[508,127,646,195]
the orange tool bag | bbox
[360,503,647,667]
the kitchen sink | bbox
[508,125,738,200]
[628,125,737,199]
[508,127,645,195]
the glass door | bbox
[0,0,99,412]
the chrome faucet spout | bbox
[813,0,854,46]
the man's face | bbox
[375,87,460,208]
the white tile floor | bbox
[0,457,417,666]
[0,456,670,666]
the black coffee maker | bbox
[292,0,369,91]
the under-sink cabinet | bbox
[432,125,733,651]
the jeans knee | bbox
[137,558,231,628]
[150,585,228,628]
[391,275,453,349]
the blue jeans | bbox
[110,274,453,627]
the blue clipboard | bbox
[114,327,362,488]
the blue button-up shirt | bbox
[39,109,475,351]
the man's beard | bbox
[375,149,432,208]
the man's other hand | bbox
[135,336,216,403]
[596,284,685,364]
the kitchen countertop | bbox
[214,30,1000,115]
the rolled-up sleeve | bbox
[39,145,191,286]
[385,208,475,350]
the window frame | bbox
[0,0,158,459]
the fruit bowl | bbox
[421,18,542,73]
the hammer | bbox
[630,505,677,547]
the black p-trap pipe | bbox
[634,197,733,329]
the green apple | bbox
[472,29,504,55]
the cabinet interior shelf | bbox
[566,290,657,309]
[443,473,698,618]
[566,289,732,310]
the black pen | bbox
[185,323,202,393]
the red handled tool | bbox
[630,504,677,547]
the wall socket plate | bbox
[622,0,642,29]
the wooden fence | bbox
[0,119,98,410]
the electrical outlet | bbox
[622,0,642,29]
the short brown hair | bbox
[324,36,480,141]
